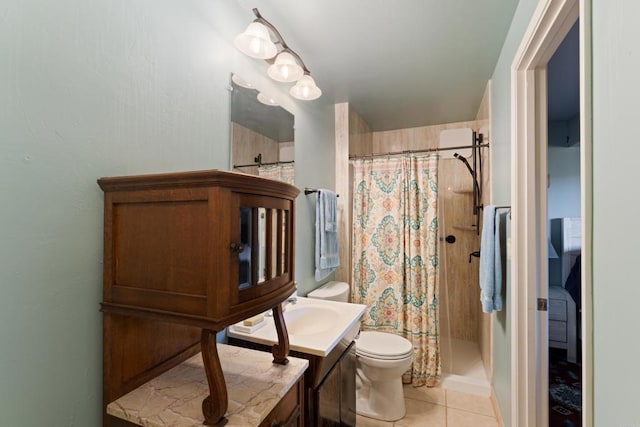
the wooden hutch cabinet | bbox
[98,170,299,426]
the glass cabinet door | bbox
[238,207,252,290]
[235,194,293,302]
[280,210,289,276]
[257,208,267,284]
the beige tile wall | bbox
[349,105,374,156]
[231,122,280,176]
[439,156,482,342]
[372,120,477,153]
[475,81,493,379]
[334,104,373,288]
[334,103,350,285]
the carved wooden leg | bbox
[201,329,228,426]
[271,303,290,365]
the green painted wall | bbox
[14,0,640,424]
[491,0,640,424]
[291,102,337,297]
[592,0,640,424]
[488,0,539,424]
[0,0,334,424]
[548,145,581,220]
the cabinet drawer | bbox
[549,299,567,321]
[261,378,302,427]
[549,320,567,342]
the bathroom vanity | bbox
[98,170,300,426]
[228,296,366,426]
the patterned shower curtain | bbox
[258,164,295,185]
[352,154,440,387]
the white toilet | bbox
[307,281,414,422]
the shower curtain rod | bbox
[348,143,489,160]
[233,160,294,169]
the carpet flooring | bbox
[549,348,582,427]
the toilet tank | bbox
[307,281,350,302]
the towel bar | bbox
[304,188,339,197]
[495,205,511,219]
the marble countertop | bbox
[107,344,308,427]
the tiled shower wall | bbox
[231,122,281,176]
[334,103,373,286]
[475,82,492,379]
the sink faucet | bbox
[283,295,298,310]
[265,295,298,317]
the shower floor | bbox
[442,338,492,396]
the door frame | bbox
[510,0,592,426]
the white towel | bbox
[315,189,339,281]
[479,206,503,313]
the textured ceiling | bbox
[235,0,519,131]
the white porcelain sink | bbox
[228,296,366,356]
[284,305,338,336]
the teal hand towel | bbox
[315,189,339,281]
[479,206,503,312]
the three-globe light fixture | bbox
[234,8,322,102]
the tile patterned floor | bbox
[356,385,500,427]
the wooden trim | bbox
[110,286,208,314]
[97,169,300,199]
[579,1,593,425]
[102,281,295,330]
[510,0,589,425]
[535,67,549,422]
[238,274,291,303]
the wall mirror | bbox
[230,73,295,184]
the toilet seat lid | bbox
[356,331,413,360]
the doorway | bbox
[510,0,592,426]
[546,20,582,426]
